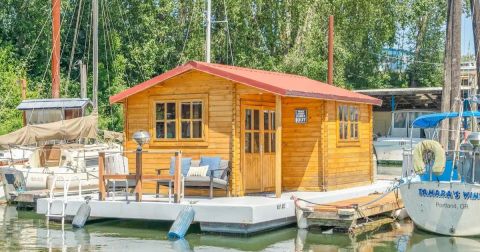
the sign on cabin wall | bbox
[295,109,308,124]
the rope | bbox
[66,0,85,95]
[40,0,70,85]
[293,181,402,210]
[223,0,234,65]
[115,0,147,81]
[178,0,197,64]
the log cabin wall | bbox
[124,70,236,195]
[121,68,374,196]
[323,101,373,190]
[281,98,324,191]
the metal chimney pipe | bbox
[206,0,212,63]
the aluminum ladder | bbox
[45,176,82,225]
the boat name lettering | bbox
[418,188,480,200]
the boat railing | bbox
[402,147,476,182]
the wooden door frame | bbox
[240,101,275,193]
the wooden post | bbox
[19,79,27,126]
[440,0,454,149]
[80,61,87,99]
[275,96,282,198]
[92,0,99,110]
[472,0,480,91]
[327,15,334,85]
[449,0,462,150]
[174,151,182,203]
[51,0,61,98]
[135,146,143,202]
[98,152,106,201]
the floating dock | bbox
[11,186,98,208]
[36,180,393,235]
[298,190,403,235]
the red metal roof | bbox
[109,61,382,106]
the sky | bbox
[462,14,474,56]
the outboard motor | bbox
[467,132,480,183]
[459,142,474,182]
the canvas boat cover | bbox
[412,111,480,128]
[0,113,97,149]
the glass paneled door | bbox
[242,105,276,193]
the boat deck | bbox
[36,180,394,235]
[303,191,403,235]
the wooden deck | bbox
[303,191,403,235]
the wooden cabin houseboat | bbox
[109,61,382,197]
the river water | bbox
[2,165,480,251]
[1,205,480,252]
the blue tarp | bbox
[412,111,480,128]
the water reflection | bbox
[1,205,480,251]
[409,234,480,252]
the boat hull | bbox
[400,181,480,236]
[374,137,422,162]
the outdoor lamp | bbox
[132,130,150,149]
[132,130,150,202]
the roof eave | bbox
[284,91,382,106]
[109,64,196,104]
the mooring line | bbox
[292,180,402,209]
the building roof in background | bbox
[16,98,92,110]
[109,61,382,106]
[355,87,471,111]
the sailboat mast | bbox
[51,0,61,98]
[92,0,98,110]
[206,0,211,63]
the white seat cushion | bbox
[187,165,209,177]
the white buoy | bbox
[72,197,92,228]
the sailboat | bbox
[399,100,480,236]
[0,0,123,202]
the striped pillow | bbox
[187,165,209,177]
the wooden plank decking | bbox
[304,191,403,235]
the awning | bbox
[412,111,480,128]
[17,98,91,110]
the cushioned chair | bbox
[185,158,231,199]
[156,157,231,199]
[155,157,191,198]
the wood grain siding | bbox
[124,70,235,194]
[323,101,373,190]
[120,68,374,195]
[281,98,323,191]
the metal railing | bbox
[45,175,83,225]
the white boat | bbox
[401,180,480,236]
[400,109,480,236]
[374,109,435,162]
[10,143,120,190]
[0,111,123,201]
